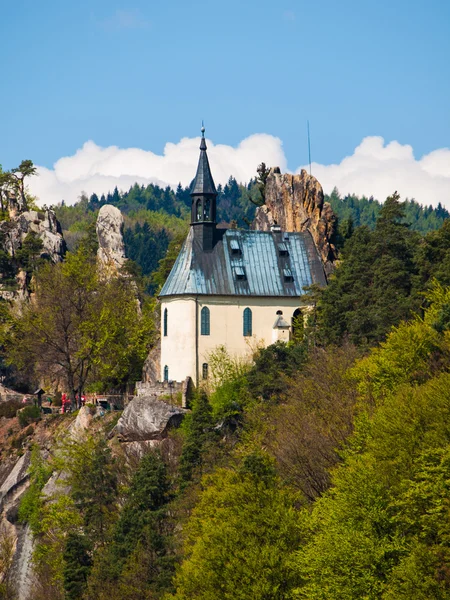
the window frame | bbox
[243,307,252,336]
[201,306,210,335]
[202,362,209,380]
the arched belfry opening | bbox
[190,125,218,251]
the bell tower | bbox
[190,125,218,251]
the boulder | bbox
[114,396,187,442]
[254,168,337,275]
[96,204,126,274]
[70,406,93,439]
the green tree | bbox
[15,230,44,276]
[293,288,450,599]
[179,390,215,483]
[10,159,37,209]
[3,245,154,404]
[63,533,92,600]
[86,450,174,599]
[317,193,420,346]
[171,456,302,600]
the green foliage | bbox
[3,244,154,400]
[179,390,216,484]
[318,193,421,346]
[171,460,302,600]
[264,344,359,500]
[246,341,307,402]
[18,405,40,428]
[56,433,119,544]
[15,231,44,274]
[327,186,449,236]
[206,345,251,421]
[63,532,92,600]
[416,219,450,289]
[350,282,450,402]
[18,445,52,533]
[292,290,450,599]
[86,450,174,599]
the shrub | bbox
[18,405,41,428]
[0,399,22,419]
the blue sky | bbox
[2,0,450,206]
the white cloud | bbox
[29,134,286,206]
[28,134,450,210]
[303,136,450,208]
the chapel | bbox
[159,127,327,386]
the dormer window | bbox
[278,242,289,256]
[230,239,242,255]
[283,268,294,283]
[234,266,246,281]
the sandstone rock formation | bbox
[0,450,33,600]
[254,168,337,275]
[113,396,187,442]
[0,208,66,264]
[96,204,126,274]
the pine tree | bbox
[179,390,215,483]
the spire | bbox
[190,124,217,196]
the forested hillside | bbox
[1,161,450,599]
[327,186,450,234]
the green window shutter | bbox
[201,307,210,335]
[243,307,252,336]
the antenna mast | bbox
[307,120,312,176]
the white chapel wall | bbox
[160,298,196,383]
[161,295,304,385]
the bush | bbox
[0,399,22,419]
[18,405,41,428]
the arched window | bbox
[163,365,169,382]
[243,307,252,336]
[202,363,209,379]
[292,308,303,339]
[196,199,202,221]
[163,308,168,336]
[204,199,211,221]
[201,306,210,335]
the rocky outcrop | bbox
[96,204,126,274]
[113,396,187,442]
[254,168,337,274]
[0,451,33,600]
[70,406,93,439]
[0,208,66,264]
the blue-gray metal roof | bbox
[159,228,327,297]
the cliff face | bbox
[253,168,337,275]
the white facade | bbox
[160,295,303,385]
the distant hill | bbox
[327,186,450,234]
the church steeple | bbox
[190,125,218,251]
